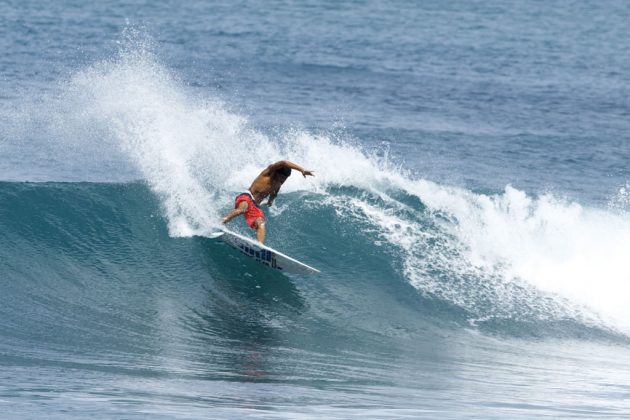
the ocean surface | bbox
[2,0,630,418]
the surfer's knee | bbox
[235,201,248,213]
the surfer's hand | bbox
[221,217,228,224]
[266,200,274,207]
[302,170,314,178]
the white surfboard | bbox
[206,228,320,275]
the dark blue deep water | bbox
[2,1,630,418]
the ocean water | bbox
[2,0,630,418]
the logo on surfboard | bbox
[237,244,283,270]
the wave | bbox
[1,33,630,341]
[1,179,629,343]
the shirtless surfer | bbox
[221,160,314,243]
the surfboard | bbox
[205,228,320,275]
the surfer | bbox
[221,160,315,243]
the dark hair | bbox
[277,167,292,177]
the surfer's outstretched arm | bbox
[265,160,315,178]
[222,201,248,224]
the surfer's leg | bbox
[254,217,266,243]
[222,200,248,224]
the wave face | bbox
[2,176,630,342]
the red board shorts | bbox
[235,192,265,229]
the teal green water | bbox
[2,182,630,418]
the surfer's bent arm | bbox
[265,160,315,177]
[222,201,248,224]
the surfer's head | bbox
[275,167,291,181]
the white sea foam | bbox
[399,181,630,333]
